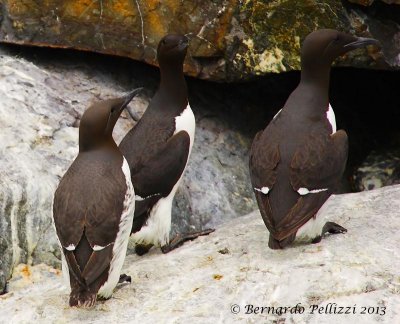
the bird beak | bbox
[344,37,381,50]
[184,32,194,40]
[178,36,189,51]
[120,87,143,111]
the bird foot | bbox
[322,222,347,235]
[135,244,153,256]
[311,235,322,244]
[118,274,131,284]
[161,228,215,253]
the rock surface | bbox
[0,45,256,293]
[348,0,400,6]
[0,0,394,81]
[352,149,400,191]
[1,185,400,323]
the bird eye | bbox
[162,39,167,45]
[111,106,116,113]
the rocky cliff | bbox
[0,0,396,81]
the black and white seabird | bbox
[53,89,141,307]
[119,34,213,255]
[249,29,380,249]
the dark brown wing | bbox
[53,153,128,286]
[131,131,190,233]
[119,98,179,175]
[249,130,280,234]
[290,130,348,192]
[53,153,127,250]
[273,130,348,240]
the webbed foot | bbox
[161,229,215,253]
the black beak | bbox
[120,87,143,111]
[344,37,381,50]
[184,33,194,40]
[178,36,189,51]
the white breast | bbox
[327,103,336,134]
[174,104,195,150]
[98,157,135,299]
[131,104,196,247]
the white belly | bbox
[131,104,195,247]
[98,158,135,298]
[294,211,326,243]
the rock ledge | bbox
[1,185,400,323]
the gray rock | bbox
[1,185,400,323]
[352,149,400,191]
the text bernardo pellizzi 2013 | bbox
[230,303,386,316]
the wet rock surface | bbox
[1,185,400,323]
[0,0,395,81]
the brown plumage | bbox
[249,29,380,249]
[53,90,140,307]
[119,34,199,253]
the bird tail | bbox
[69,288,97,308]
[268,233,296,249]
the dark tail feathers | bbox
[69,289,97,308]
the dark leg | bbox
[268,233,296,249]
[161,229,215,254]
[311,235,322,244]
[322,222,347,236]
[268,236,283,249]
[118,274,131,284]
[135,243,153,256]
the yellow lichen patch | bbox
[213,274,223,280]
[236,38,286,74]
[257,47,286,73]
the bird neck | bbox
[159,63,187,105]
[79,137,118,153]
[299,62,331,94]
[285,64,331,117]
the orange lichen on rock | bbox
[64,0,98,18]
[20,265,31,278]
